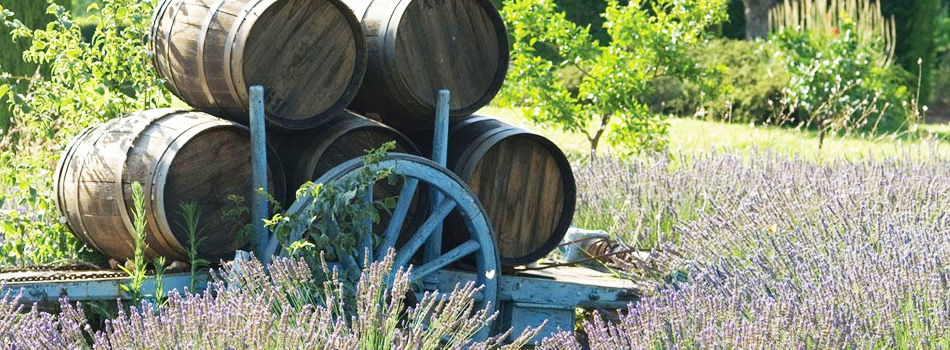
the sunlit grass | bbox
[478,106,950,161]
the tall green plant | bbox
[119,181,148,301]
[177,201,208,290]
[498,0,728,155]
[152,256,166,306]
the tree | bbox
[498,0,728,155]
[0,0,71,132]
[0,0,171,265]
[881,0,940,104]
[741,0,781,39]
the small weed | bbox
[177,201,209,290]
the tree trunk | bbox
[741,0,781,39]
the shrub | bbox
[770,0,910,146]
[932,8,950,114]
[699,40,788,124]
[649,39,789,124]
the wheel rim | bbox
[275,153,500,340]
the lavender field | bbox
[551,149,950,348]
[3,148,950,348]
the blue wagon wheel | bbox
[274,153,500,339]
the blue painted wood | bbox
[431,268,638,309]
[376,177,419,258]
[423,90,451,289]
[412,239,479,281]
[506,302,575,343]
[249,85,270,264]
[360,184,374,266]
[394,200,457,269]
[342,254,362,281]
[3,272,209,304]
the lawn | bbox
[480,106,950,161]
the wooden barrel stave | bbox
[151,0,366,129]
[343,0,509,132]
[442,116,576,266]
[56,109,286,262]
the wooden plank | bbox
[2,272,209,305]
[249,85,270,263]
[504,302,575,343]
[423,90,451,288]
[432,267,640,309]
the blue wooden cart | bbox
[0,87,639,342]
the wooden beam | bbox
[431,268,639,309]
[3,272,208,305]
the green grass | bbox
[478,106,950,160]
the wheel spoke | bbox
[363,182,374,234]
[342,253,361,281]
[411,240,480,282]
[360,184,374,267]
[377,178,418,258]
[394,200,457,269]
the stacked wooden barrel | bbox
[55,109,286,261]
[55,0,575,266]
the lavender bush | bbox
[0,252,538,349]
[554,150,950,348]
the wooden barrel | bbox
[343,0,509,132]
[151,0,366,130]
[443,116,575,266]
[275,110,425,239]
[54,109,286,262]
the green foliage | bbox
[769,0,897,67]
[696,39,788,123]
[268,143,397,265]
[647,39,789,124]
[771,0,910,146]
[0,0,171,267]
[498,0,728,154]
[722,0,747,39]
[0,152,85,266]
[118,181,148,301]
[881,0,941,103]
[932,7,950,112]
[177,201,209,291]
[2,0,170,146]
[0,0,70,131]
[152,256,166,306]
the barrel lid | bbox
[390,0,509,115]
